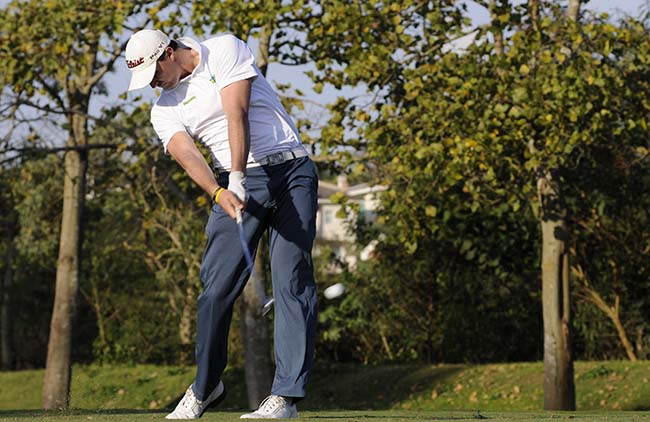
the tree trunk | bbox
[43,111,88,410]
[88,280,107,357]
[534,0,580,410]
[1,239,15,370]
[237,25,275,409]
[256,26,271,78]
[239,232,273,409]
[567,0,580,21]
[538,172,575,411]
[528,0,540,31]
[179,284,195,364]
[489,0,504,57]
[606,296,636,362]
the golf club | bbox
[236,209,274,316]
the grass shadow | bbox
[0,408,166,418]
[302,413,487,420]
[302,363,466,411]
[161,368,249,411]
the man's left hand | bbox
[216,190,244,220]
[229,171,249,203]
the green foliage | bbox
[2,0,650,369]
[3,0,124,101]
[0,0,193,370]
[309,1,650,363]
[0,0,186,148]
[78,106,210,364]
[0,157,63,367]
[313,247,376,363]
[11,155,63,265]
[316,237,541,364]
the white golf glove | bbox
[228,171,249,203]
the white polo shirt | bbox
[150,35,304,171]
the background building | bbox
[315,175,386,269]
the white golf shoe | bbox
[240,395,297,419]
[165,381,225,419]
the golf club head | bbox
[262,298,274,316]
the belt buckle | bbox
[266,152,285,166]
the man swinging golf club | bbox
[125,28,319,419]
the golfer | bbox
[125,29,318,419]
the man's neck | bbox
[178,48,200,79]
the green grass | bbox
[0,360,649,421]
[302,361,650,412]
[0,410,650,422]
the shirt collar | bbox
[177,36,204,83]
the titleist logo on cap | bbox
[127,57,144,69]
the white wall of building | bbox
[315,178,386,269]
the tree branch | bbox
[87,23,147,92]
[33,74,67,113]
[0,143,120,166]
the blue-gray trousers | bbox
[193,156,319,401]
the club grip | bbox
[235,208,243,224]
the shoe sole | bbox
[240,406,298,419]
[199,388,227,418]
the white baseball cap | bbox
[125,29,170,91]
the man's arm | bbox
[221,79,253,172]
[167,131,241,218]
[221,79,253,205]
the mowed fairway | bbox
[0,410,650,422]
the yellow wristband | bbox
[213,187,224,204]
